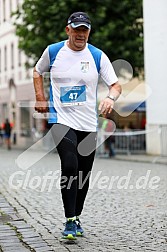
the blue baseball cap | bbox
[67,12,91,29]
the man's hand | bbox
[34,98,49,113]
[98,97,114,115]
[98,82,122,115]
[33,67,49,113]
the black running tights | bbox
[51,124,96,218]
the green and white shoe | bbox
[76,218,84,236]
[62,219,77,240]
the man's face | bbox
[66,25,90,51]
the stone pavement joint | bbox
[0,194,54,252]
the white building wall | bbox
[143,0,167,155]
[0,0,35,147]
[0,0,30,88]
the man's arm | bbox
[33,67,48,113]
[99,81,122,115]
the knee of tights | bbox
[61,159,78,177]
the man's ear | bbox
[65,26,70,35]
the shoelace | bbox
[64,220,76,231]
[76,219,82,228]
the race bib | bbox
[60,85,86,106]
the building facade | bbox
[0,0,38,147]
[143,0,167,156]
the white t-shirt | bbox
[35,40,118,132]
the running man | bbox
[33,12,122,239]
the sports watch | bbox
[107,95,116,101]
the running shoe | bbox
[76,218,84,236]
[62,220,77,240]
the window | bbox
[11,43,14,69]
[2,103,8,120]
[20,106,31,137]
[0,1,1,25]
[9,0,12,17]
[18,49,21,66]
[0,49,1,73]
[4,46,7,71]
[3,0,6,22]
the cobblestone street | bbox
[0,148,167,251]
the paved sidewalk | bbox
[0,148,167,251]
[99,153,167,165]
[0,194,53,252]
[3,142,167,165]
